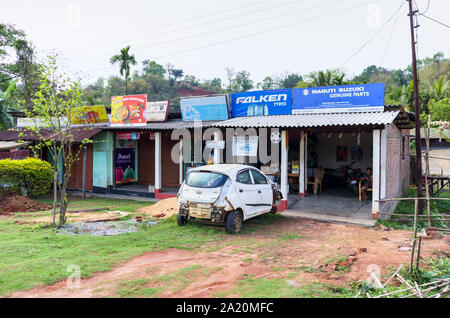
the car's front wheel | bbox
[177,213,187,226]
[225,211,243,234]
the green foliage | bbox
[377,186,449,230]
[427,98,450,121]
[0,158,53,197]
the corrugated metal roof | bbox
[0,128,54,141]
[0,127,102,142]
[104,119,219,130]
[212,111,401,128]
[0,141,31,150]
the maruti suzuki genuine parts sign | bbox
[231,89,292,117]
[292,83,385,114]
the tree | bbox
[170,68,184,82]
[0,81,15,130]
[142,60,165,76]
[428,76,449,100]
[233,70,253,92]
[22,55,93,226]
[110,45,136,95]
[427,98,450,121]
[225,67,234,92]
[279,73,303,89]
[258,76,276,90]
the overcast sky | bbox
[1,0,449,86]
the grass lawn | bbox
[0,196,360,298]
[0,196,226,296]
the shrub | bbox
[0,158,53,198]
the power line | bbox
[380,4,402,66]
[340,2,405,67]
[83,0,375,75]
[57,0,274,50]
[67,0,348,63]
[63,0,307,54]
[419,13,450,29]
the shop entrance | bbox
[287,130,374,220]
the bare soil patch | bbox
[0,195,51,214]
[8,217,450,298]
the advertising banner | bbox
[180,95,229,121]
[231,89,292,117]
[70,105,109,126]
[111,95,147,126]
[115,148,136,184]
[205,140,225,149]
[146,100,170,122]
[117,132,140,140]
[292,83,385,114]
[233,136,258,157]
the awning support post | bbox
[213,130,221,165]
[299,131,307,197]
[280,130,288,211]
[372,129,381,218]
[155,132,162,197]
[179,137,183,186]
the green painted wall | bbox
[93,131,113,188]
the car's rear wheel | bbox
[177,213,187,226]
[225,211,243,234]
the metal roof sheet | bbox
[212,111,401,128]
[104,119,219,130]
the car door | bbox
[250,169,273,214]
[235,169,259,216]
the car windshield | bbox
[185,171,228,188]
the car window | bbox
[236,170,253,184]
[185,171,228,188]
[250,169,268,184]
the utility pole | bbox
[407,0,423,214]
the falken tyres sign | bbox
[292,83,385,113]
[231,89,292,117]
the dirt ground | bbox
[9,217,450,298]
[0,195,51,214]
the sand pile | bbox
[138,197,179,218]
[0,195,52,214]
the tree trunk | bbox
[125,76,128,95]
[52,169,58,226]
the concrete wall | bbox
[315,132,372,170]
[381,124,410,214]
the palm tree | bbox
[429,75,449,100]
[110,46,136,95]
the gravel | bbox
[58,219,158,236]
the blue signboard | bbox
[180,95,229,121]
[231,89,292,117]
[292,83,385,114]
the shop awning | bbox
[105,119,219,131]
[0,140,31,151]
[212,111,402,128]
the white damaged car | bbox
[177,164,282,234]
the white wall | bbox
[314,132,373,170]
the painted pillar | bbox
[179,138,183,186]
[372,129,381,218]
[280,130,288,211]
[213,130,221,165]
[155,132,162,196]
[299,131,306,197]
[380,128,387,200]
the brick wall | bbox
[381,124,410,215]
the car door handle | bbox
[258,190,262,194]
[239,189,244,193]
